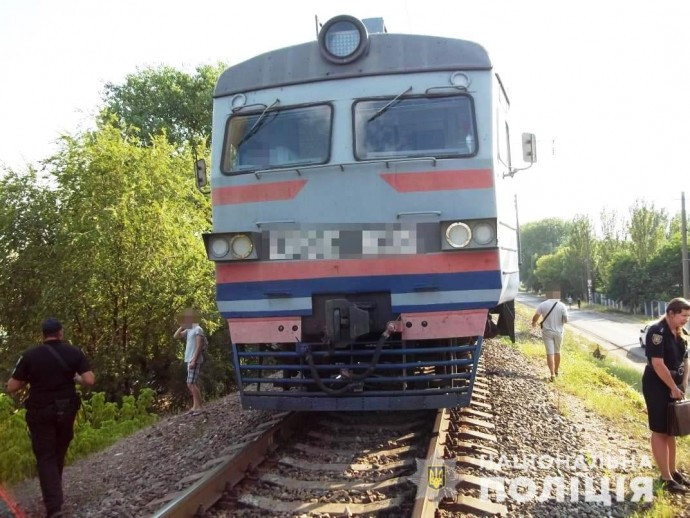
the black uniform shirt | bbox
[645,321,688,374]
[11,340,91,409]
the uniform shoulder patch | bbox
[651,333,663,346]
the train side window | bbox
[499,121,512,168]
[221,104,332,173]
[353,95,477,161]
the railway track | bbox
[148,359,506,518]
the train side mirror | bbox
[195,159,208,190]
[522,133,537,163]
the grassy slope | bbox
[510,303,688,517]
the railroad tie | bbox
[237,494,407,515]
[455,473,503,491]
[278,455,415,472]
[292,441,416,459]
[455,417,495,430]
[458,407,494,420]
[450,439,499,458]
[444,494,508,516]
[456,455,502,472]
[257,472,406,491]
[451,427,497,443]
[469,399,493,411]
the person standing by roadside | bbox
[641,297,690,494]
[174,309,206,415]
[531,298,568,381]
[5,319,95,518]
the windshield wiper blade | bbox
[237,98,280,148]
[367,86,412,123]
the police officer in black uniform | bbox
[5,319,95,518]
[642,298,690,494]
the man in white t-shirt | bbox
[174,308,206,415]
[531,299,569,381]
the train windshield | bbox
[354,95,477,160]
[222,104,331,173]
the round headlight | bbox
[230,234,254,259]
[473,222,495,246]
[446,222,472,248]
[318,15,369,65]
[210,237,230,258]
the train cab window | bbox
[222,104,332,173]
[353,95,477,160]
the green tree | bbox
[519,218,571,290]
[606,250,648,308]
[534,247,567,292]
[644,237,682,301]
[102,63,226,151]
[597,208,627,288]
[0,168,60,345]
[628,200,668,265]
[566,215,597,298]
[0,123,228,405]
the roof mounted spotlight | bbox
[318,15,369,65]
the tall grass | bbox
[0,389,157,484]
[512,304,688,517]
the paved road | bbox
[517,293,649,371]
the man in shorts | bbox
[174,309,206,415]
[531,299,568,381]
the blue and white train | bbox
[195,15,536,411]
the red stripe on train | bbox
[380,169,493,192]
[216,251,499,283]
[212,179,307,206]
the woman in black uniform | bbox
[642,297,690,493]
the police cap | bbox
[42,318,63,335]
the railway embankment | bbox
[8,310,689,517]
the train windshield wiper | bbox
[237,98,280,148]
[367,86,412,123]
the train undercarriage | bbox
[230,297,515,411]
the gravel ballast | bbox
[11,393,272,517]
[9,335,690,517]
[478,337,689,517]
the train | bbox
[195,14,536,411]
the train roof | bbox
[214,33,492,98]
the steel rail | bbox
[410,407,450,518]
[149,412,301,518]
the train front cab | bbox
[200,16,536,411]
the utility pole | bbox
[682,192,689,299]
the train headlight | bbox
[318,15,369,65]
[472,222,495,246]
[445,222,472,248]
[230,234,254,259]
[209,236,230,258]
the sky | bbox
[1,0,689,224]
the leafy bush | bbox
[0,389,156,484]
